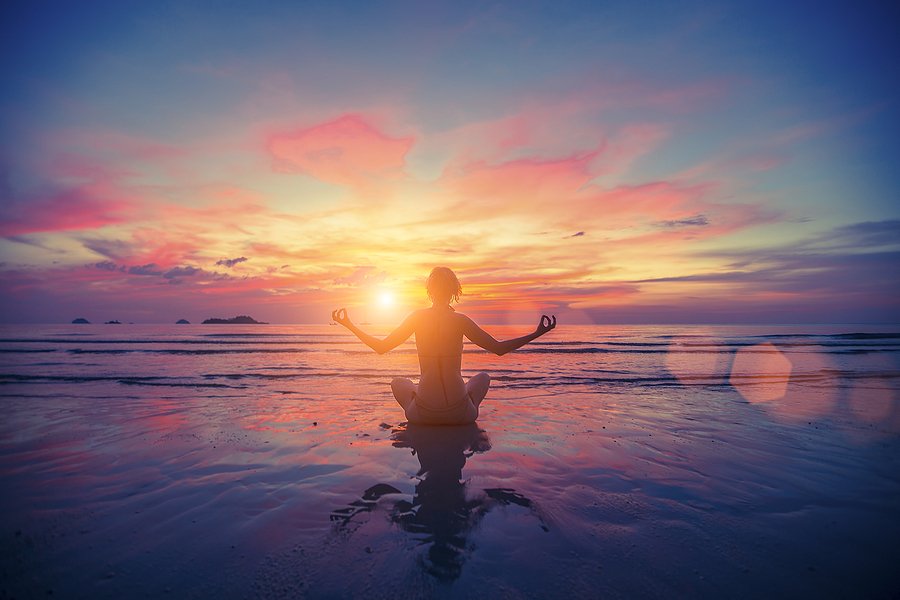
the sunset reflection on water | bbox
[1,324,898,597]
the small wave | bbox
[201,332,345,338]
[200,370,396,381]
[0,373,160,383]
[0,373,246,389]
[527,340,606,346]
[118,380,243,389]
[67,348,313,355]
[748,332,900,341]
[598,341,672,347]
[0,343,874,358]
[0,338,354,345]
[0,348,56,353]
[820,368,900,380]
[515,347,682,354]
[202,333,297,337]
[833,332,900,340]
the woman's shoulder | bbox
[451,311,474,326]
[410,307,471,323]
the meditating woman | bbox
[331,267,557,425]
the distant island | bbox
[72,318,90,324]
[176,319,190,324]
[105,320,122,325]
[201,315,268,324]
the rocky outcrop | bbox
[201,315,268,324]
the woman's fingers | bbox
[538,314,557,331]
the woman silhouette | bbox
[331,267,556,424]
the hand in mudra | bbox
[535,314,557,336]
[331,308,351,327]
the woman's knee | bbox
[391,378,415,406]
[470,372,491,392]
[467,372,491,407]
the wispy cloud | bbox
[656,215,709,228]
[216,256,248,268]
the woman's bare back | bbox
[411,308,468,411]
[330,266,555,424]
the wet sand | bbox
[2,381,898,599]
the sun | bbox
[377,290,395,308]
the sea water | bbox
[1,323,899,598]
[2,323,899,403]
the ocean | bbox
[1,323,899,598]
[2,323,899,402]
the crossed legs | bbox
[391,377,417,412]
[465,372,490,409]
[391,372,491,424]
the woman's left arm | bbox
[332,308,416,354]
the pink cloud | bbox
[435,152,731,234]
[594,181,715,221]
[425,118,675,228]
[156,186,268,229]
[589,124,669,176]
[122,228,209,268]
[85,189,269,267]
[432,98,670,171]
[266,114,414,188]
[441,151,597,210]
[2,70,839,324]
[0,128,203,237]
[0,184,137,236]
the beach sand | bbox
[2,379,899,598]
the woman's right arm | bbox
[462,315,556,356]
[332,308,416,355]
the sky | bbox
[1,0,898,324]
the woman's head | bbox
[426,267,461,305]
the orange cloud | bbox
[3,95,860,324]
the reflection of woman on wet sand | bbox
[331,424,547,582]
[332,267,557,425]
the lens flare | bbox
[729,343,792,404]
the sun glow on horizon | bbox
[0,3,897,324]
[377,290,395,309]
